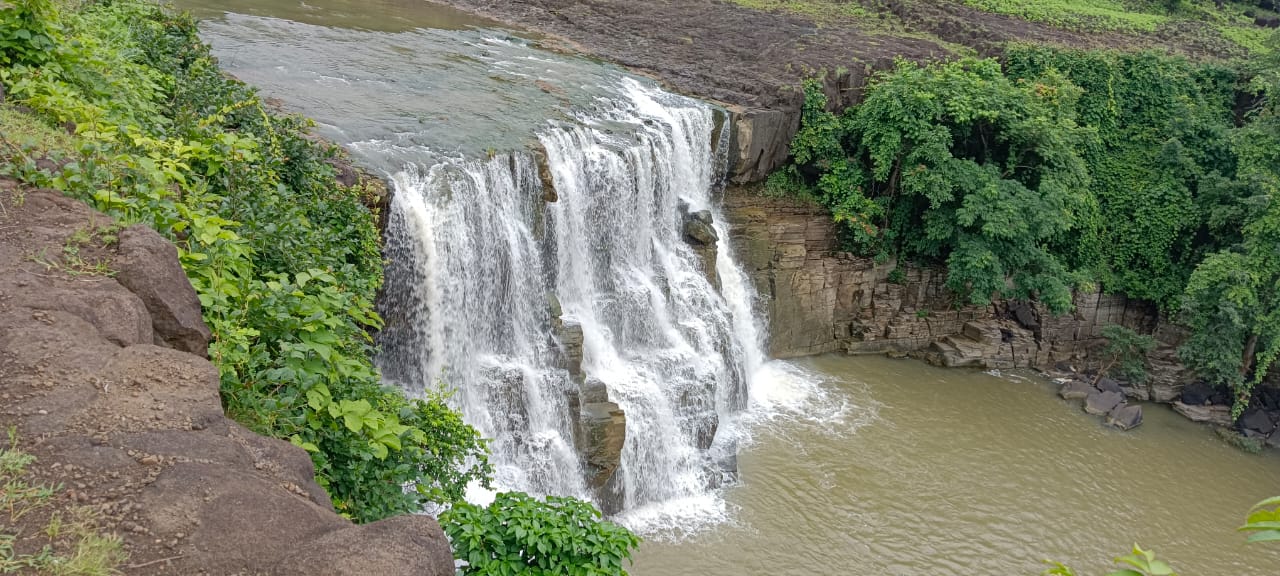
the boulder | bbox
[1106,403,1143,431]
[114,225,211,355]
[1096,377,1123,394]
[1240,408,1276,436]
[1173,402,1235,426]
[1180,382,1215,406]
[275,515,454,576]
[1267,431,1280,450]
[1059,380,1098,401]
[1084,390,1124,416]
[683,214,719,246]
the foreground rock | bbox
[0,184,452,575]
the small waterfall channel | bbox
[184,6,815,535]
[376,78,767,528]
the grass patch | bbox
[726,0,871,21]
[959,0,1170,32]
[0,429,127,575]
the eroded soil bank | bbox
[0,181,452,575]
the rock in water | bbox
[1084,390,1124,416]
[1059,380,1098,401]
[580,402,626,493]
[1172,402,1234,426]
[114,225,212,355]
[1107,404,1143,431]
[683,214,719,245]
[1241,408,1277,436]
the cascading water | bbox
[377,77,764,530]
[187,8,820,535]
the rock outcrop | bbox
[723,189,1159,365]
[0,184,453,575]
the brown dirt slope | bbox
[435,0,1151,182]
[0,181,453,575]
[441,0,1136,110]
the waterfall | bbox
[377,76,760,531]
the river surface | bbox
[633,355,1280,575]
[175,1,1280,574]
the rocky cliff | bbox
[722,188,1189,391]
[0,182,453,575]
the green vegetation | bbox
[775,39,1280,415]
[442,492,641,576]
[1,3,636,573]
[1096,325,1158,384]
[771,58,1091,313]
[1,429,128,575]
[959,0,1277,55]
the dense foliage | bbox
[442,492,641,576]
[0,0,491,522]
[771,58,1091,313]
[775,42,1280,416]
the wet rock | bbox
[554,319,584,380]
[1084,390,1124,416]
[1106,404,1143,431]
[683,213,719,246]
[579,401,625,492]
[1240,408,1276,436]
[1058,380,1098,401]
[682,210,720,289]
[114,225,212,355]
[1173,402,1234,426]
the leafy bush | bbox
[773,59,1091,313]
[0,0,490,522]
[1096,325,1157,384]
[442,492,641,576]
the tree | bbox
[1179,35,1280,417]
[1096,325,1157,385]
[775,59,1091,314]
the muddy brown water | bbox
[171,1,1280,573]
[633,355,1280,575]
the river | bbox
[174,1,1280,573]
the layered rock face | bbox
[0,184,453,575]
[722,189,1163,369]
